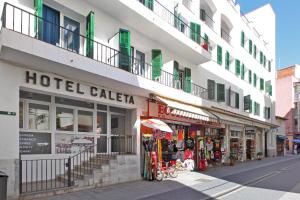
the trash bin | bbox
[0,171,8,200]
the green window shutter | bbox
[145,0,153,10]
[34,0,43,39]
[200,9,206,21]
[119,29,131,71]
[152,49,162,80]
[86,11,95,58]
[241,64,245,80]
[225,51,230,70]
[207,79,215,100]
[268,107,271,119]
[257,103,260,116]
[241,31,245,47]
[217,83,225,102]
[253,73,257,87]
[235,92,239,109]
[248,70,252,84]
[190,22,201,44]
[254,102,257,115]
[254,102,260,116]
[253,45,257,58]
[173,61,179,89]
[249,99,253,113]
[249,39,253,54]
[268,61,271,72]
[263,107,267,118]
[217,45,222,65]
[260,78,264,90]
[260,51,263,64]
[269,84,273,96]
[235,59,241,75]
[184,67,192,93]
[244,95,251,111]
[263,55,266,67]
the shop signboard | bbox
[148,101,221,127]
[19,132,51,154]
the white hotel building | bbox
[0,0,276,197]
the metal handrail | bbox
[2,2,209,101]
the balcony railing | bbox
[1,2,209,101]
[136,0,210,53]
[200,9,215,32]
[221,28,231,44]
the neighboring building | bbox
[0,0,276,197]
[275,116,287,156]
[276,65,300,152]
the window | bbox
[235,93,239,109]
[254,102,260,116]
[253,45,257,58]
[56,107,74,131]
[217,83,225,102]
[111,114,126,152]
[264,107,271,119]
[260,78,264,90]
[253,73,257,87]
[55,97,94,109]
[244,95,251,111]
[235,59,241,76]
[110,106,126,114]
[136,50,145,76]
[263,55,266,67]
[78,110,93,132]
[19,102,24,129]
[268,61,271,72]
[225,51,230,70]
[241,64,245,80]
[241,31,245,47]
[96,112,107,135]
[43,5,60,45]
[28,103,50,130]
[249,39,253,54]
[207,79,215,100]
[248,70,252,84]
[260,51,263,64]
[217,45,222,65]
[64,16,80,53]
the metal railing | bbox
[136,0,210,53]
[19,135,136,194]
[221,28,231,44]
[1,2,209,101]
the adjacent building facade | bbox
[0,0,276,197]
[276,65,300,152]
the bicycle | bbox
[156,161,178,181]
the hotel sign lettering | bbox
[25,71,134,104]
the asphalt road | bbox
[44,155,300,200]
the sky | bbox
[236,0,300,69]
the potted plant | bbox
[257,152,263,160]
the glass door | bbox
[96,111,108,153]
[64,16,80,53]
[110,114,125,153]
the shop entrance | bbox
[246,139,255,160]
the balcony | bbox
[87,0,211,65]
[221,28,231,44]
[0,3,211,102]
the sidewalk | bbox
[43,155,300,200]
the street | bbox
[43,155,300,200]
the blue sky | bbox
[237,0,300,69]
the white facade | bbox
[0,0,276,197]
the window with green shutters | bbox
[260,51,263,64]
[265,80,272,96]
[190,22,201,44]
[34,0,43,39]
[225,51,230,70]
[173,61,179,89]
[235,59,241,75]
[263,55,266,67]
[260,78,264,90]
[249,39,253,54]
[217,45,222,65]
[119,29,131,71]
[217,83,225,102]
[253,73,257,87]
[249,99,253,113]
[151,49,162,80]
[253,45,257,58]
[145,0,153,10]
[184,67,192,93]
[244,95,251,111]
[268,61,271,72]
[264,107,271,119]
[235,92,239,109]
[200,9,206,21]
[241,31,245,47]
[254,102,260,116]
[207,79,215,100]
[248,70,252,84]
[269,84,272,96]
[241,64,245,80]
[86,11,95,58]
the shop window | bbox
[97,136,107,153]
[97,104,108,111]
[97,112,107,135]
[55,134,94,154]
[19,102,24,129]
[110,106,126,114]
[55,97,94,109]
[20,91,51,102]
[28,103,50,130]
[111,114,125,135]
[78,110,93,132]
[56,107,74,131]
